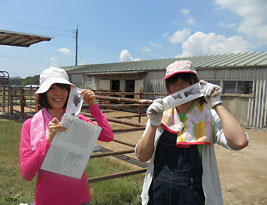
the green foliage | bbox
[21,75,39,86]
[0,120,143,205]
[8,78,23,85]
[6,75,39,86]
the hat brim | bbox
[35,78,74,95]
[163,70,197,80]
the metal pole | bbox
[75,25,78,66]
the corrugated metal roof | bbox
[0,29,52,47]
[64,51,267,74]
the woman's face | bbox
[46,84,69,110]
[167,77,191,95]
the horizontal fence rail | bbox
[2,87,156,184]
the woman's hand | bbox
[81,89,96,107]
[147,99,164,127]
[46,118,67,144]
[199,80,222,108]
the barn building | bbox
[63,51,267,130]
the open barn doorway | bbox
[125,80,135,99]
[111,80,120,91]
[111,80,120,103]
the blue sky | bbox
[1,0,267,78]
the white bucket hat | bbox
[35,67,74,96]
[164,60,197,80]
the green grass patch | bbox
[0,120,144,205]
[0,120,35,205]
[86,158,143,205]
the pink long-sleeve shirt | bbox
[20,104,114,205]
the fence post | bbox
[138,89,143,123]
[35,90,39,113]
[3,86,7,113]
[20,89,25,119]
[10,87,13,114]
[0,86,4,112]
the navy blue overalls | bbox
[148,130,205,205]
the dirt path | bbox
[216,129,267,205]
[98,110,267,205]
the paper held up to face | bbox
[66,87,84,117]
[163,83,204,110]
[41,113,102,179]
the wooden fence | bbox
[3,86,165,183]
[0,85,10,113]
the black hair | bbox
[165,73,206,105]
[38,83,71,109]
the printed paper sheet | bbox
[41,113,102,179]
[162,83,204,110]
[66,87,84,117]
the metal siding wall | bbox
[248,87,254,128]
[221,96,249,126]
[144,71,166,99]
[247,79,267,129]
[198,67,267,81]
[264,80,267,129]
[261,80,266,128]
[256,80,262,127]
[198,67,267,129]
[70,74,83,87]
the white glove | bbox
[199,80,222,108]
[147,99,164,127]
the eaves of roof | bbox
[0,29,52,47]
[63,51,267,74]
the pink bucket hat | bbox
[35,67,74,96]
[163,60,197,80]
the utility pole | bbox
[75,25,78,66]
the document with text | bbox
[41,113,102,179]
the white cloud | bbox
[186,17,195,25]
[169,28,191,44]
[80,60,87,65]
[218,22,236,28]
[149,41,162,48]
[141,42,162,53]
[181,9,190,15]
[50,57,57,66]
[119,50,140,62]
[178,32,251,57]
[57,48,72,55]
[162,32,168,38]
[141,47,151,52]
[215,0,267,44]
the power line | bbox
[0,54,49,66]
[78,48,85,62]
[0,19,73,33]
[0,19,75,38]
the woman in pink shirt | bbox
[20,67,114,205]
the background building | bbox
[63,51,267,129]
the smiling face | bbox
[46,84,69,111]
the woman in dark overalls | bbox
[135,60,248,205]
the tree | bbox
[9,77,23,85]
[21,75,39,86]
